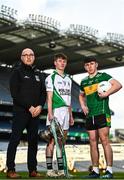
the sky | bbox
[0,0,124,130]
[1,0,124,35]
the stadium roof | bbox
[0,6,124,75]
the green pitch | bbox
[0,171,124,179]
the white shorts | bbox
[46,107,70,130]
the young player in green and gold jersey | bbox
[79,56,122,179]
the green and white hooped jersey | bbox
[45,71,72,109]
[80,72,113,117]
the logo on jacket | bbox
[35,75,40,81]
[24,76,30,79]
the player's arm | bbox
[99,79,122,98]
[68,106,74,126]
[45,75,54,121]
[79,91,89,115]
[47,91,54,121]
[107,79,122,95]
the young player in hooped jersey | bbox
[79,56,122,179]
[45,53,74,177]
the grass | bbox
[0,171,124,179]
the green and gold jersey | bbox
[45,70,72,109]
[80,72,113,117]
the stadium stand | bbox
[0,5,124,75]
[115,129,124,142]
[0,67,12,104]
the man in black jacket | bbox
[6,48,46,178]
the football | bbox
[97,81,111,93]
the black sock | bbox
[46,156,52,170]
[57,157,64,170]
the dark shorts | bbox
[85,114,111,131]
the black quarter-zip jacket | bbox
[10,62,46,111]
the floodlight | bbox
[115,56,122,62]
[49,41,56,48]
[0,5,17,21]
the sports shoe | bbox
[84,171,100,179]
[7,170,21,179]
[101,170,113,179]
[57,170,65,177]
[46,169,58,177]
[29,170,42,178]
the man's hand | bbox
[29,106,35,116]
[29,105,42,117]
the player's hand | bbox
[98,91,108,98]
[48,114,54,122]
[82,105,89,116]
[69,116,74,126]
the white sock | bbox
[93,166,99,174]
[106,166,113,174]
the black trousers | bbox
[6,111,39,172]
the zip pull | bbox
[92,116,94,125]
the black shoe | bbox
[101,170,113,179]
[84,171,100,179]
[29,171,42,178]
